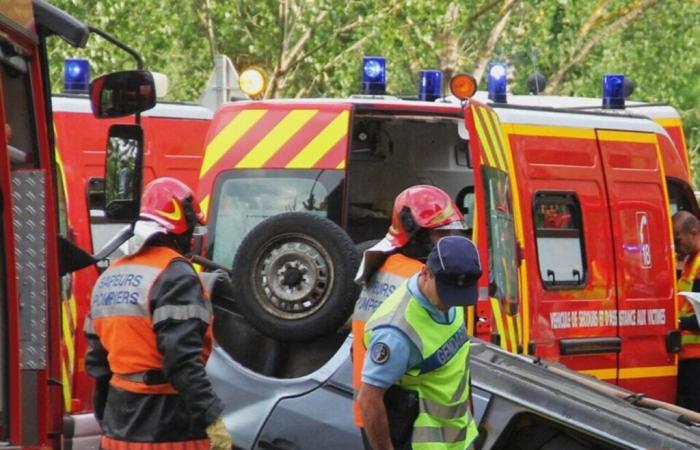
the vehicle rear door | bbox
[501,112,619,382]
[465,101,523,353]
[596,129,676,403]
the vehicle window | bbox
[1,39,36,169]
[533,192,586,288]
[482,166,519,315]
[667,178,696,215]
[494,412,625,449]
[209,169,344,268]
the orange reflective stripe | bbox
[100,436,209,450]
[110,375,177,395]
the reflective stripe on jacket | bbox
[86,246,213,394]
[678,252,700,360]
[352,253,423,427]
[364,284,479,450]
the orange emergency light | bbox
[449,73,477,101]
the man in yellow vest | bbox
[672,211,700,412]
[352,185,467,446]
[84,178,233,449]
[358,236,481,450]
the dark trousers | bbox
[360,428,411,450]
[678,358,700,413]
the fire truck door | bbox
[505,122,618,382]
[596,130,676,403]
[465,102,523,353]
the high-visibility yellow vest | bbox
[365,284,479,450]
[352,253,423,426]
[678,252,700,360]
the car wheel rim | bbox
[253,233,333,320]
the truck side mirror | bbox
[89,70,156,118]
[104,124,144,220]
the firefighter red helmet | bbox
[386,185,464,247]
[139,177,206,235]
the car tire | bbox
[231,212,360,341]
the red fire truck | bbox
[0,1,156,447]
[193,61,694,405]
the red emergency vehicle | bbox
[52,95,211,416]
[0,1,156,447]
[194,61,695,404]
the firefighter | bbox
[672,211,700,413]
[84,177,233,450]
[352,185,466,447]
[358,236,481,450]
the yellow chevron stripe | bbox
[199,195,210,221]
[199,109,268,177]
[478,108,507,170]
[597,130,658,144]
[487,109,510,170]
[466,306,475,336]
[61,361,72,411]
[501,123,530,352]
[654,118,682,128]
[237,110,319,168]
[505,315,517,353]
[336,160,345,169]
[490,297,507,351]
[510,124,596,139]
[61,302,75,369]
[286,111,349,169]
[472,108,497,168]
[515,313,523,352]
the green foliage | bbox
[47,0,699,182]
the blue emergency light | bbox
[418,70,442,101]
[602,74,625,109]
[362,56,386,95]
[487,62,507,103]
[63,58,90,94]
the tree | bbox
[47,0,699,179]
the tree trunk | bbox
[472,0,518,85]
[544,0,660,94]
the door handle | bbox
[559,337,621,355]
[257,438,298,450]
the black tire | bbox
[230,212,360,341]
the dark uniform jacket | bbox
[85,244,223,443]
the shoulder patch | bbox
[370,342,390,365]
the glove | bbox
[206,417,233,450]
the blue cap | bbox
[426,236,482,307]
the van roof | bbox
[52,95,214,120]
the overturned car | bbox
[201,271,700,450]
